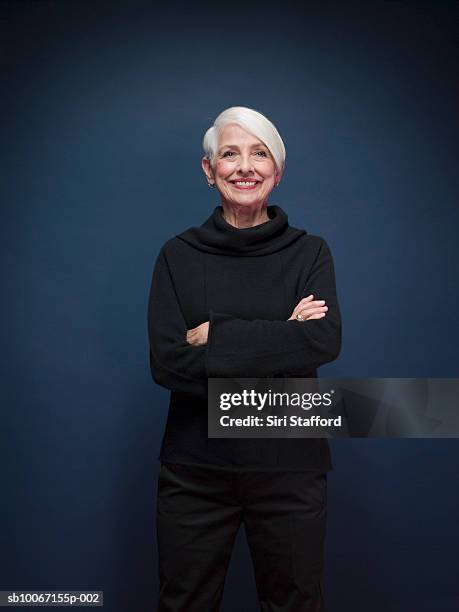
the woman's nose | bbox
[237,154,254,173]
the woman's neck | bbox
[221,204,270,228]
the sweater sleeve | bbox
[206,238,342,377]
[147,247,208,396]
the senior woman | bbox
[147,106,341,611]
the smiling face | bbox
[202,123,281,210]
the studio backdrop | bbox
[1,1,458,611]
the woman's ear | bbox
[275,165,284,186]
[201,156,214,183]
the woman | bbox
[147,106,342,611]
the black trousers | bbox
[156,461,328,612]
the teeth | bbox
[234,181,257,186]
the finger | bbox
[297,307,327,319]
[297,295,314,307]
[298,304,327,316]
[296,299,326,313]
[299,295,327,304]
[300,305,328,315]
[292,296,320,317]
[305,300,326,307]
[305,312,327,320]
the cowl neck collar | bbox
[176,205,306,256]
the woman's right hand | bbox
[287,294,328,321]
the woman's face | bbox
[202,123,281,209]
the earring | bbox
[208,182,215,188]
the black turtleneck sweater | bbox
[147,205,342,471]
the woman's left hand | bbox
[186,322,209,346]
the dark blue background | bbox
[2,1,458,610]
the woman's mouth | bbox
[230,180,260,190]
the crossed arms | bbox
[147,239,341,396]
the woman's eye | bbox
[222,151,267,158]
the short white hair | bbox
[202,106,286,173]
